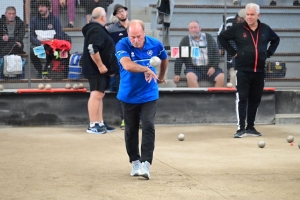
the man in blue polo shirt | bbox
[115,20,168,180]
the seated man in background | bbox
[217,9,246,87]
[0,6,25,58]
[30,0,67,78]
[173,20,224,87]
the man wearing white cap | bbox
[217,9,245,87]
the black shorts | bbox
[88,76,110,93]
[184,67,223,82]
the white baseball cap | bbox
[238,9,246,19]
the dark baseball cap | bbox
[113,4,128,16]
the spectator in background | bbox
[173,20,224,87]
[52,0,76,28]
[218,3,280,138]
[30,0,65,78]
[217,9,245,87]
[81,0,114,24]
[0,6,25,58]
[270,0,300,6]
[82,7,118,134]
[107,4,129,130]
[107,4,128,44]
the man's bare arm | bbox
[157,58,168,82]
[120,57,149,72]
[120,56,157,82]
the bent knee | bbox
[186,72,198,80]
[90,90,105,100]
[215,73,224,82]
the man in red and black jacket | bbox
[218,3,280,138]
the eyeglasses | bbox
[116,9,125,15]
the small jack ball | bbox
[258,140,266,148]
[178,133,185,141]
[286,135,294,143]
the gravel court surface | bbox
[0,125,299,200]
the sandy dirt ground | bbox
[0,125,300,200]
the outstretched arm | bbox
[120,56,158,83]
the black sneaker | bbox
[269,0,277,6]
[293,0,300,6]
[66,23,74,28]
[104,122,115,133]
[234,129,246,138]
[245,127,262,137]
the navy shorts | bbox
[88,76,110,93]
[184,67,223,82]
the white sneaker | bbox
[233,0,239,5]
[130,160,141,176]
[138,161,150,179]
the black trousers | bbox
[30,47,43,74]
[236,70,265,130]
[122,100,156,164]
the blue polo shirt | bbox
[115,36,168,104]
